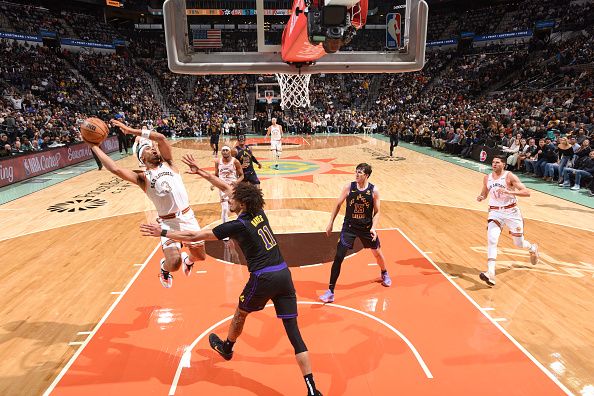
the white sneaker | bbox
[181,252,193,277]
[479,272,496,286]
[159,259,173,288]
[570,185,580,191]
[529,244,539,265]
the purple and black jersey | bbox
[344,181,375,231]
[212,210,284,273]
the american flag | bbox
[192,29,222,49]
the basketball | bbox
[80,117,109,144]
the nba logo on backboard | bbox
[386,13,401,49]
[480,150,488,162]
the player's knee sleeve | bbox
[487,222,501,259]
[512,235,524,248]
[335,241,349,261]
[221,201,229,222]
[282,318,308,354]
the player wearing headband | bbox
[87,119,207,289]
[214,145,244,225]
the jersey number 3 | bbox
[258,226,277,250]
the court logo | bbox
[47,198,107,213]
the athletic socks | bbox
[487,260,496,278]
[223,339,235,354]
[304,373,318,396]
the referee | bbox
[140,154,322,396]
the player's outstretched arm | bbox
[110,119,173,164]
[326,183,350,236]
[182,154,233,196]
[250,150,262,167]
[476,175,489,202]
[140,223,218,242]
[89,144,145,188]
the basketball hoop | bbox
[275,73,311,109]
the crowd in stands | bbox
[1,0,593,194]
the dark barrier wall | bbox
[471,144,502,164]
[0,136,118,188]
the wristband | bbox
[141,130,151,139]
[160,229,168,237]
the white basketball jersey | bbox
[270,125,282,141]
[218,158,237,184]
[144,163,190,216]
[487,171,517,207]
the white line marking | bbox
[395,228,573,395]
[133,263,143,267]
[368,263,378,266]
[43,242,161,396]
[76,331,92,335]
[167,300,433,395]
[447,275,458,279]
[493,318,507,322]
[299,263,323,268]
[110,291,122,295]
[195,270,207,274]
[215,259,236,265]
[481,307,495,311]
[68,342,84,346]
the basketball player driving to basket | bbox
[86,119,206,289]
[140,154,323,396]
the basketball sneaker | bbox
[479,272,496,287]
[209,333,233,360]
[529,243,539,265]
[381,271,392,287]
[181,252,193,277]
[159,259,173,288]
[319,290,334,303]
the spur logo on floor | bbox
[47,177,132,213]
[73,177,132,199]
[470,246,594,278]
[47,198,107,213]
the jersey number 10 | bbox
[258,226,277,250]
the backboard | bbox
[164,0,427,75]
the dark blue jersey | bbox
[212,210,284,273]
[235,145,258,174]
[343,181,375,230]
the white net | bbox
[275,73,312,109]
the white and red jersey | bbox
[270,124,282,141]
[218,158,238,185]
[144,162,190,216]
[487,171,517,208]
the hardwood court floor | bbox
[0,135,592,395]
